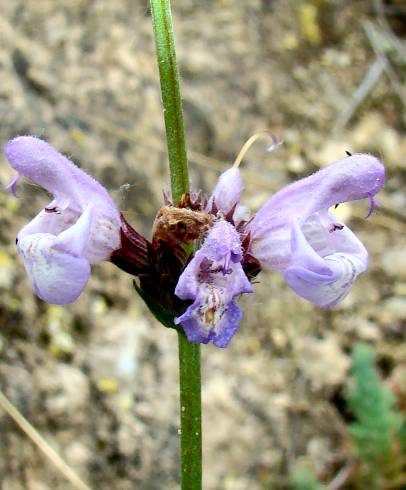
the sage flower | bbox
[4,136,121,304]
[247,154,384,307]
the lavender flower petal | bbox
[17,234,91,304]
[177,298,243,348]
[175,220,253,347]
[284,218,367,306]
[5,136,115,207]
[247,154,384,306]
[52,205,93,257]
[6,175,19,196]
[207,167,243,214]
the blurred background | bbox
[0,0,406,488]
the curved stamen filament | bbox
[232,130,281,169]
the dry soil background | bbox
[0,1,406,489]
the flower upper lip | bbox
[247,153,384,269]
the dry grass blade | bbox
[374,0,406,61]
[332,58,384,134]
[363,21,406,108]
[326,462,355,490]
[0,388,92,490]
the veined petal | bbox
[176,297,243,348]
[283,219,367,306]
[175,220,253,347]
[290,219,331,275]
[18,205,79,239]
[207,167,243,215]
[53,205,93,257]
[17,233,91,304]
[285,254,366,307]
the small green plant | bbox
[289,345,406,490]
[347,344,406,489]
[291,467,325,490]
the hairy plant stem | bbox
[150,0,189,205]
[149,1,202,488]
[177,331,202,489]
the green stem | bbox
[178,331,202,489]
[150,0,190,205]
[149,1,202,489]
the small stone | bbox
[381,246,406,279]
[287,155,306,174]
[312,140,352,168]
[382,297,406,320]
[36,364,89,424]
[64,441,91,468]
[355,319,382,341]
[296,336,350,391]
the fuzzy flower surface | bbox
[247,154,384,307]
[4,136,121,304]
[174,153,384,346]
[174,220,253,347]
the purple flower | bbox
[247,154,384,307]
[174,220,253,347]
[174,153,384,346]
[4,136,121,304]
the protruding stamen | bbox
[233,130,281,169]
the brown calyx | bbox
[152,206,213,248]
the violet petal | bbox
[5,136,114,207]
[6,175,19,196]
[284,219,367,307]
[17,233,91,304]
[177,298,242,347]
[207,167,243,215]
[175,220,253,347]
[53,205,93,256]
[247,154,383,306]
